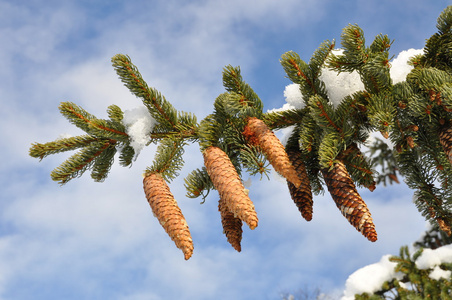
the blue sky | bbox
[1,1,450,299]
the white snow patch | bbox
[122,107,157,157]
[342,255,403,300]
[390,49,424,84]
[242,178,252,188]
[283,83,305,109]
[429,265,452,280]
[266,84,303,114]
[342,244,452,298]
[415,244,452,270]
[319,49,365,108]
[57,133,73,139]
[271,49,425,114]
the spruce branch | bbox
[421,6,452,71]
[59,102,129,141]
[29,6,452,257]
[50,139,116,184]
[318,131,344,169]
[30,135,98,159]
[261,108,307,130]
[146,138,186,182]
[91,144,117,182]
[340,143,376,191]
[366,137,401,186]
[280,41,332,101]
[239,144,271,178]
[118,143,135,167]
[184,167,213,200]
[107,104,124,123]
[111,54,178,128]
[308,40,335,82]
[369,33,393,53]
[280,51,313,91]
[222,65,264,117]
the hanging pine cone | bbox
[219,197,243,252]
[439,124,452,165]
[321,161,377,242]
[203,146,258,230]
[243,117,302,187]
[143,172,194,260]
[286,149,313,221]
[437,218,452,236]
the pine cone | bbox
[219,197,243,252]
[437,218,452,236]
[203,146,258,230]
[321,161,377,242]
[243,117,302,187]
[143,173,194,260]
[286,149,313,221]
[439,124,452,165]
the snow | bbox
[273,48,424,113]
[122,107,158,157]
[415,244,452,270]
[319,50,365,107]
[283,83,304,109]
[341,255,403,300]
[268,46,452,300]
[429,265,452,280]
[390,49,424,84]
[242,178,252,188]
[341,244,452,298]
[57,133,73,139]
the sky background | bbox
[1,1,451,299]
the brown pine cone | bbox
[143,172,194,260]
[243,117,302,187]
[286,149,313,221]
[321,161,377,242]
[219,197,243,252]
[439,124,452,165]
[437,218,452,236]
[203,146,258,230]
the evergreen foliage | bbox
[29,6,452,258]
[354,225,452,300]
